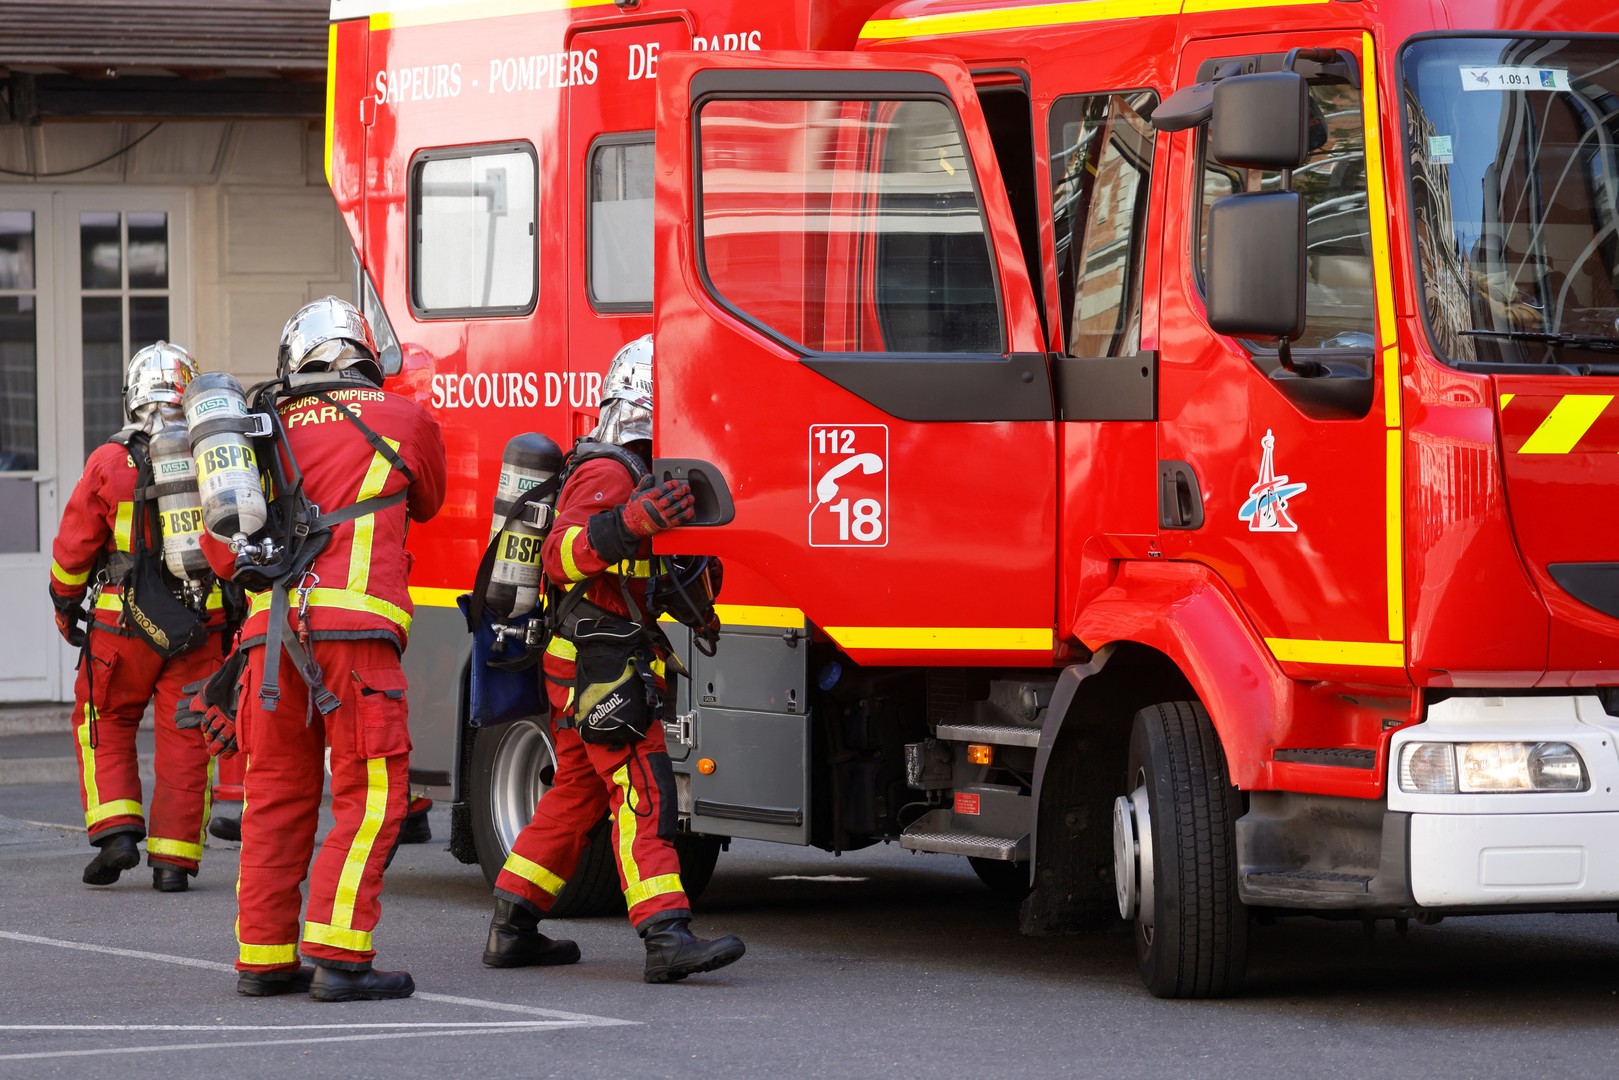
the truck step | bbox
[933,722,1041,748]
[1242,869,1372,895]
[901,809,1028,861]
[1272,747,1376,769]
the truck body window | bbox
[589,135,654,311]
[1404,36,1619,367]
[410,143,537,317]
[1196,81,1374,350]
[696,97,1005,354]
[1049,91,1158,357]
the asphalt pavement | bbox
[3,762,1619,1078]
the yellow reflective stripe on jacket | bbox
[239,941,299,966]
[304,921,373,953]
[52,560,90,587]
[147,836,204,861]
[604,559,652,578]
[248,587,411,631]
[502,852,567,897]
[558,526,589,582]
[95,592,124,612]
[347,437,401,594]
[545,635,577,662]
[327,757,390,937]
[113,501,134,553]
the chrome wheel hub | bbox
[1112,782,1154,926]
[488,719,555,856]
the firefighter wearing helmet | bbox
[198,297,446,1001]
[49,342,230,893]
[482,334,746,983]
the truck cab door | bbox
[653,51,1057,668]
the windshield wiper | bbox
[1459,329,1619,353]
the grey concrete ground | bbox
[4,720,1619,1079]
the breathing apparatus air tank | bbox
[182,371,268,547]
[148,423,211,585]
[485,432,564,620]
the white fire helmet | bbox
[593,334,654,447]
[123,341,200,428]
[277,296,382,385]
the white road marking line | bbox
[0,1023,600,1031]
[414,991,631,1024]
[770,874,869,882]
[0,931,636,1026]
[0,1027,576,1062]
[0,931,232,972]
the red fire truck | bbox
[327,0,1619,996]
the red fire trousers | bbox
[495,720,689,931]
[234,639,411,972]
[72,625,220,873]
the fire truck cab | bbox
[329,0,1619,997]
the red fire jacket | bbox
[52,438,224,628]
[540,454,657,717]
[201,385,447,647]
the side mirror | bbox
[1206,191,1305,341]
[1210,71,1309,170]
[379,343,403,377]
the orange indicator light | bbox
[967,744,993,766]
[697,758,717,775]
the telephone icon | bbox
[814,453,883,508]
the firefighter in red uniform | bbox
[200,297,446,1001]
[483,335,746,983]
[50,343,225,893]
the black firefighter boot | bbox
[237,966,316,997]
[483,898,581,968]
[641,914,745,984]
[151,864,189,893]
[82,833,140,886]
[307,963,415,1002]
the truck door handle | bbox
[1158,460,1204,530]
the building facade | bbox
[0,1,350,701]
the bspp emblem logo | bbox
[809,425,887,548]
[1238,428,1308,532]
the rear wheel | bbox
[466,719,725,916]
[968,857,1031,902]
[468,719,622,917]
[1113,701,1247,998]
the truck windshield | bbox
[1404,37,1619,368]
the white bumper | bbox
[1389,695,1619,907]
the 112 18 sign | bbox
[809,424,888,548]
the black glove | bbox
[176,650,248,756]
[588,477,697,565]
[50,587,87,648]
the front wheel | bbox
[1113,701,1247,998]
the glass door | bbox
[0,192,61,701]
[0,188,189,701]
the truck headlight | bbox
[1396,742,1588,794]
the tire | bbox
[674,833,723,905]
[467,718,623,918]
[968,857,1031,902]
[1116,701,1247,998]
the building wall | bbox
[0,119,352,385]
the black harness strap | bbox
[252,378,412,717]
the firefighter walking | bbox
[50,343,226,893]
[199,297,446,1001]
[484,335,745,983]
